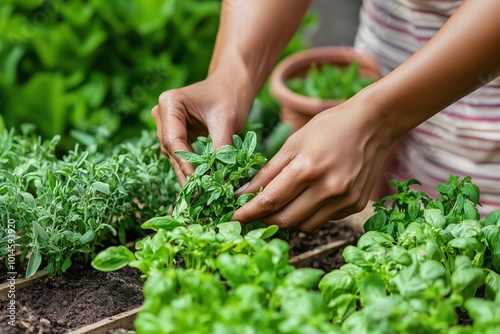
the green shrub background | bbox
[0,0,315,148]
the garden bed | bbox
[0,267,143,334]
[0,206,372,334]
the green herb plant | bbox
[92,131,281,274]
[319,175,500,333]
[92,131,338,333]
[286,62,376,100]
[0,127,179,277]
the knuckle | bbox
[288,157,321,181]
[158,89,179,105]
[344,191,360,208]
[257,193,283,215]
[275,215,298,230]
[325,178,352,197]
[353,196,369,213]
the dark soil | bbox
[288,220,363,272]
[0,267,143,334]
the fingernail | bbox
[234,182,249,195]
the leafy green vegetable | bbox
[134,247,335,333]
[320,175,500,333]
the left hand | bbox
[232,98,393,232]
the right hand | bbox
[152,69,254,185]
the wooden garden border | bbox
[0,270,48,296]
[67,307,140,334]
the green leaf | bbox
[141,216,183,231]
[91,246,135,272]
[236,193,255,206]
[463,200,479,220]
[319,268,357,299]
[92,181,111,195]
[26,249,42,278]
[232,134,243,150]
[244,225,279,240]
[483,225,500,272]
[342,246,369,267]
[464,298,500,328]
[216,253,252,287]
[447,220,483,238]
[283,268,324,289]
[462,183,480,204]
[485,270,500,300]
[193,163,209,176]
[448,237,482,253]
[408,200,420,221]
[79,229,95,244]
[242,131,257,155]
[217,221,242,241]
[419,260,447,283]
[62,257,72,272]
[175,151,204,163]
[32,221,49,242]
[21,192,36,208]
[483,210,500,227]
[215,146,237,165]
[363,211,387,232]
[452,256,485,300]
[358,273,386,306]
[424,208,446,229]
[357,231,394,251]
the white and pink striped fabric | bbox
[354,0,500,215]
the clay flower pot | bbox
[270,46,382,132]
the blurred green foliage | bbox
[0,0,316,148]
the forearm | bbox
[208,0,311,96]
[361,0,500,145]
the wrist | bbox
[208,46,262,97]
[207,58,256,120]
[342,82,403,154]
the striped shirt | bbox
[354,0,500,215]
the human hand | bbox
[232,98,394,232]
[151,69,254,185]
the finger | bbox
[160,104,195,178]
[206,119,235,150]
[258,187,326,229]
[151,105,160,123]
[151,105,161,142]
[297,198,368,233]
[234,147,294,196]
[154,104,181,182]
[298,192,369,233]
[231,158,311,224]
[168,153,188,187]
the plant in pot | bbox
[270,46,382,131]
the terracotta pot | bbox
[270,46,382,132]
